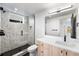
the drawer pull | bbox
[66,52,67,56]
[61,50,63,53]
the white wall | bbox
[35,11,47,40]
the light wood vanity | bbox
[36,40,79,56]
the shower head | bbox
[0,7,3,10]
[0,7,6,13]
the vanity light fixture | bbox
[48,5,73,14]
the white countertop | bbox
[36,35,79,53]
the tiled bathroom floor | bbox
[0,44,30,56]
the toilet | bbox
[27,44,38,56]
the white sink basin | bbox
[55,41,76,48]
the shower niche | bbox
[9,19,23,23]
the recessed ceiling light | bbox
[14,8,18,11]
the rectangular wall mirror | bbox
[45,8,77,39]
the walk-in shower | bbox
[0,5,35,56]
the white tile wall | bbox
[0,12,28,54]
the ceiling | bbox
[0,3,57,16]
[0,3,78,16]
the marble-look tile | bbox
[0,12,30,54]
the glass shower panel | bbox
[0,11,29,54]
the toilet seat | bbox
[27,45,38,52]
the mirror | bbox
[45,9,77,39]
